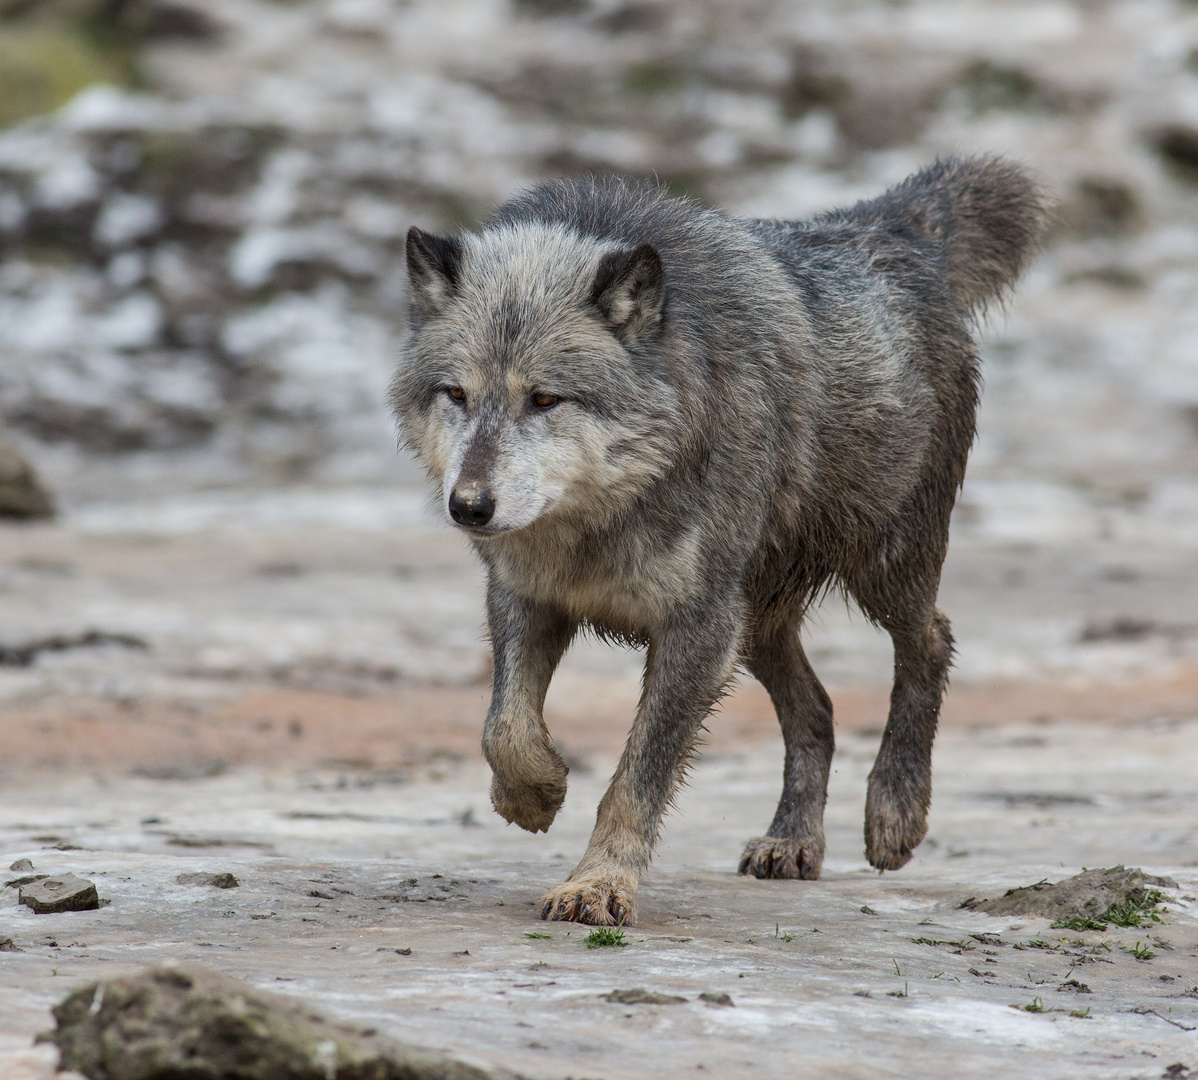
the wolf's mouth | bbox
[450,520,512,537]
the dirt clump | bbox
[964,865,1178,926]
[50,963,523,1080]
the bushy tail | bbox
[851,155,1051,314]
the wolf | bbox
[391,157,1048,926]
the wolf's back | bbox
[841,156,1050,315]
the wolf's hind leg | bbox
[738,618,833,880]
[863,608,953,871]
[482,583,576,833]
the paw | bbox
[540,876,637,926]
[490,751,568,833]
[738,836,824,880]
[864,775,929,871]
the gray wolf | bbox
[391,158,1048,926]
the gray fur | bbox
[391,157,1050,926]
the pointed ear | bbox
[590,243,665,343]
[406,227,463,319]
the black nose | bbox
[448,484,495,527]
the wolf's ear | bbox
[407,227,463,319]
[591,243,665,343]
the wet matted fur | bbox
[391,158,1049,925]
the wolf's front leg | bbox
[541,601,743,926]
[482,582,577,833]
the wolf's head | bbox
[391,221,680,536]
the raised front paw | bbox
[540,876,637,926]
[490,751,568,834]
[864,773,929,871]
[738,836,824,880]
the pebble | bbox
[9,858,34,872]
[19,873,100,914]
[176,872,240,889]
[602,989,687,1005]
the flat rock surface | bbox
[1,717,1196,1080]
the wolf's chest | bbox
[488,526,706,632]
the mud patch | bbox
[50,964,523,1080]
[964,866,1178,927]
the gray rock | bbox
[0,441,53,519]
[601,988,687,1005]
[51,963,524,1079]
[176,872,240,888]
[19,873,100,914]
[8,858,34,872]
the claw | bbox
[739,837,824,881]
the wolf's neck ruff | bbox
[391,160,1049,925]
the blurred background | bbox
[2,0,1198,773]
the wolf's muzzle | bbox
[449,483,496,528]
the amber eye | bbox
[446,386,465,403]
[531,392,559,409]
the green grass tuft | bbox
[585,927,627,949]
[1124,940,1155,960]
[1105,889,1166,928]
[1011,997,1047,1013]
[1051,889,1169,932]
[524,932,551,940]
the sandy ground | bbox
[0,496,1197,1078]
